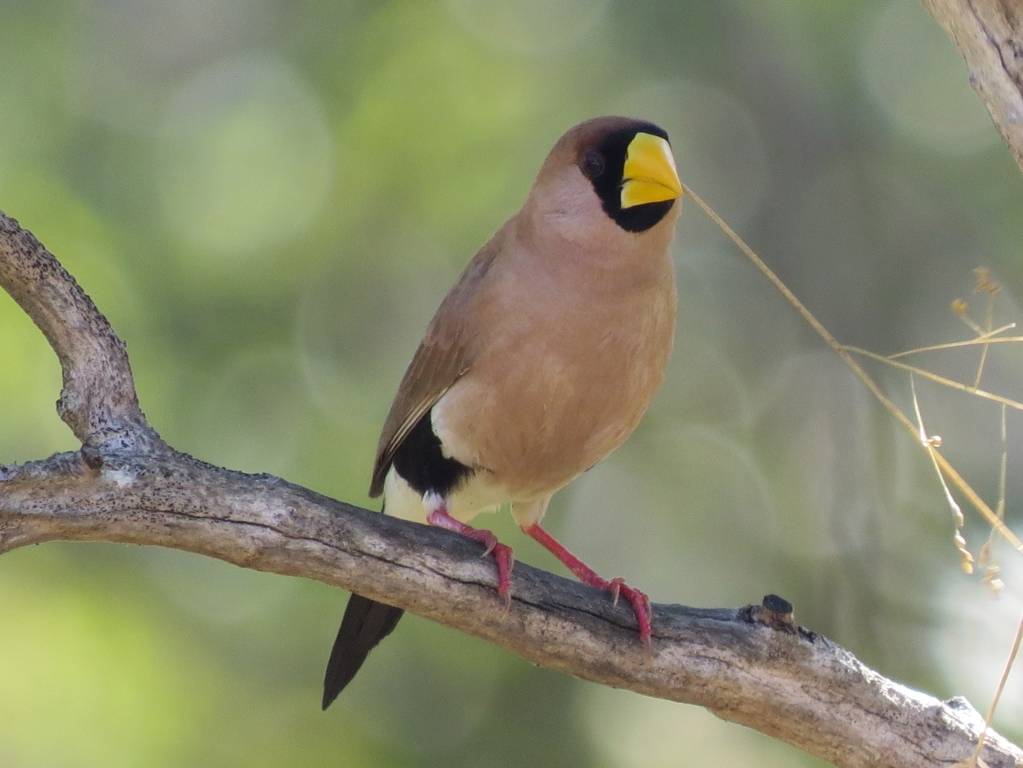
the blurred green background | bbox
[2,1,1022,765]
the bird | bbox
[322,116,683,710]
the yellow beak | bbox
[620,132,683,209]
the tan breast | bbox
[432,229,677,505]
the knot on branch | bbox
[743,594,798,634]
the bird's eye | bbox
[580,151,605,179]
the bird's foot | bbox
[427,508,515,607]
[470,528,515,606]
[601,577,652,649]
[522,522,653,647]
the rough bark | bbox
[1,213,1020,767]
[923,0,1023,173]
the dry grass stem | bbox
[887,327,1019,360]
[979,405,1008,594]
[681,182,1023,554]
[969,613,1023,767]
[973,276,999,387]
[911,376,974,572]
[841,346,1023,413]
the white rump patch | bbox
[422,490,445,515]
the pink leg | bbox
[523,523,652,647]
[427,505,514,607]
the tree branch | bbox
[923,0,1023,173]
[1,212,1020,768]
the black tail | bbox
[321,593,404,709]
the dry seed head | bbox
[973,267,1001,295]
[953,531,974,573]
[978,540,993,568]
[951,298,969,318]
[982,564,1004,595]
[984,576,1005,594]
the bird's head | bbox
[526,117,683,248]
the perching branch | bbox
[923,0,1023,174]
[0,213,1020,768]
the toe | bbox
[611,582,653,648]
[493,543,515,608]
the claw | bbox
[493,543,514,609]
[479,532,498,558]
[608,577,624,608]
